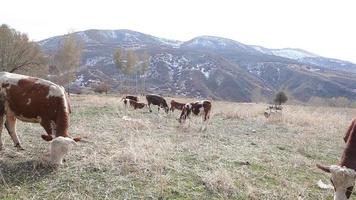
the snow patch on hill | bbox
[252,46,319,60]
[77,32,95,43]
[271,49,318,59]
[85,56,106,66]
[155,37,182,48]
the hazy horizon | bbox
[1,0,355,63]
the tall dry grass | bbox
[1,94,355,199]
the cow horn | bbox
[316,163,331,173]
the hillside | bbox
[0,95,354,199]
[39,29,356,102]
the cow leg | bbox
[0,114,4,150]
[201,112,210,131]
[200,118,207,131]
[187,116,191,128]
[5,115,23,150]
[148,103,152,112]
[40,120,54,141]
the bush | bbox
[274,91,288,105]
[92,82,110,94]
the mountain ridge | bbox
[38,29,356,102]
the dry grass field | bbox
[1,94,356,199]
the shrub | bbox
[274,91,288,105]
[92,82,110,94]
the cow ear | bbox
[316,164,331,173]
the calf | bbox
[317,118,356,200]
[146,94,169,113]
[123,98,146,110]
[179,100,212,131]
[170,100,185,112]
[0,72,80,150]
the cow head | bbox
[49,136,77,165]
[317,164,356,200]
[179,104,191,123]
[161,103,169,113]
[264,109,271,118]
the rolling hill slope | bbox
[39,29,356,102]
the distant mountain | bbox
[39,29,356,102]
[251,46,356,72]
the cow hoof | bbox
[41,134,53,141]
[15,143,25,150]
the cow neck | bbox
[55,97,69,138]
[341,123,356,170]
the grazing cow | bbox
[170,100,185,112]
[179,100,212,131]
[123,98,146,110]
[146,94,169,113]
[317,118,356,200]
[0,72,80,150]
[264,105,283,118]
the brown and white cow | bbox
[179,100,212,131]
[0,72,80,150]
[264,105,283,118]
[122,98,146,110]
[170,100,185,112]
[317,118,356,200]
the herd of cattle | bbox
[0,71,356,199]
[122,94,212,125]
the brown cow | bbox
[317,118,356,200]
[179,100,212,131]
[123,98,146,110]
[170,100,185,112]
[0,72,80,150]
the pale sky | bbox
[1,0,355,63]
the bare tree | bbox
[114,48,126,91]
[50,32,82,90]
[126,50,137,75]
[113,48,124,73]
[139,51,150,95]
[113,48,137,93]
[0,24,46,75]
